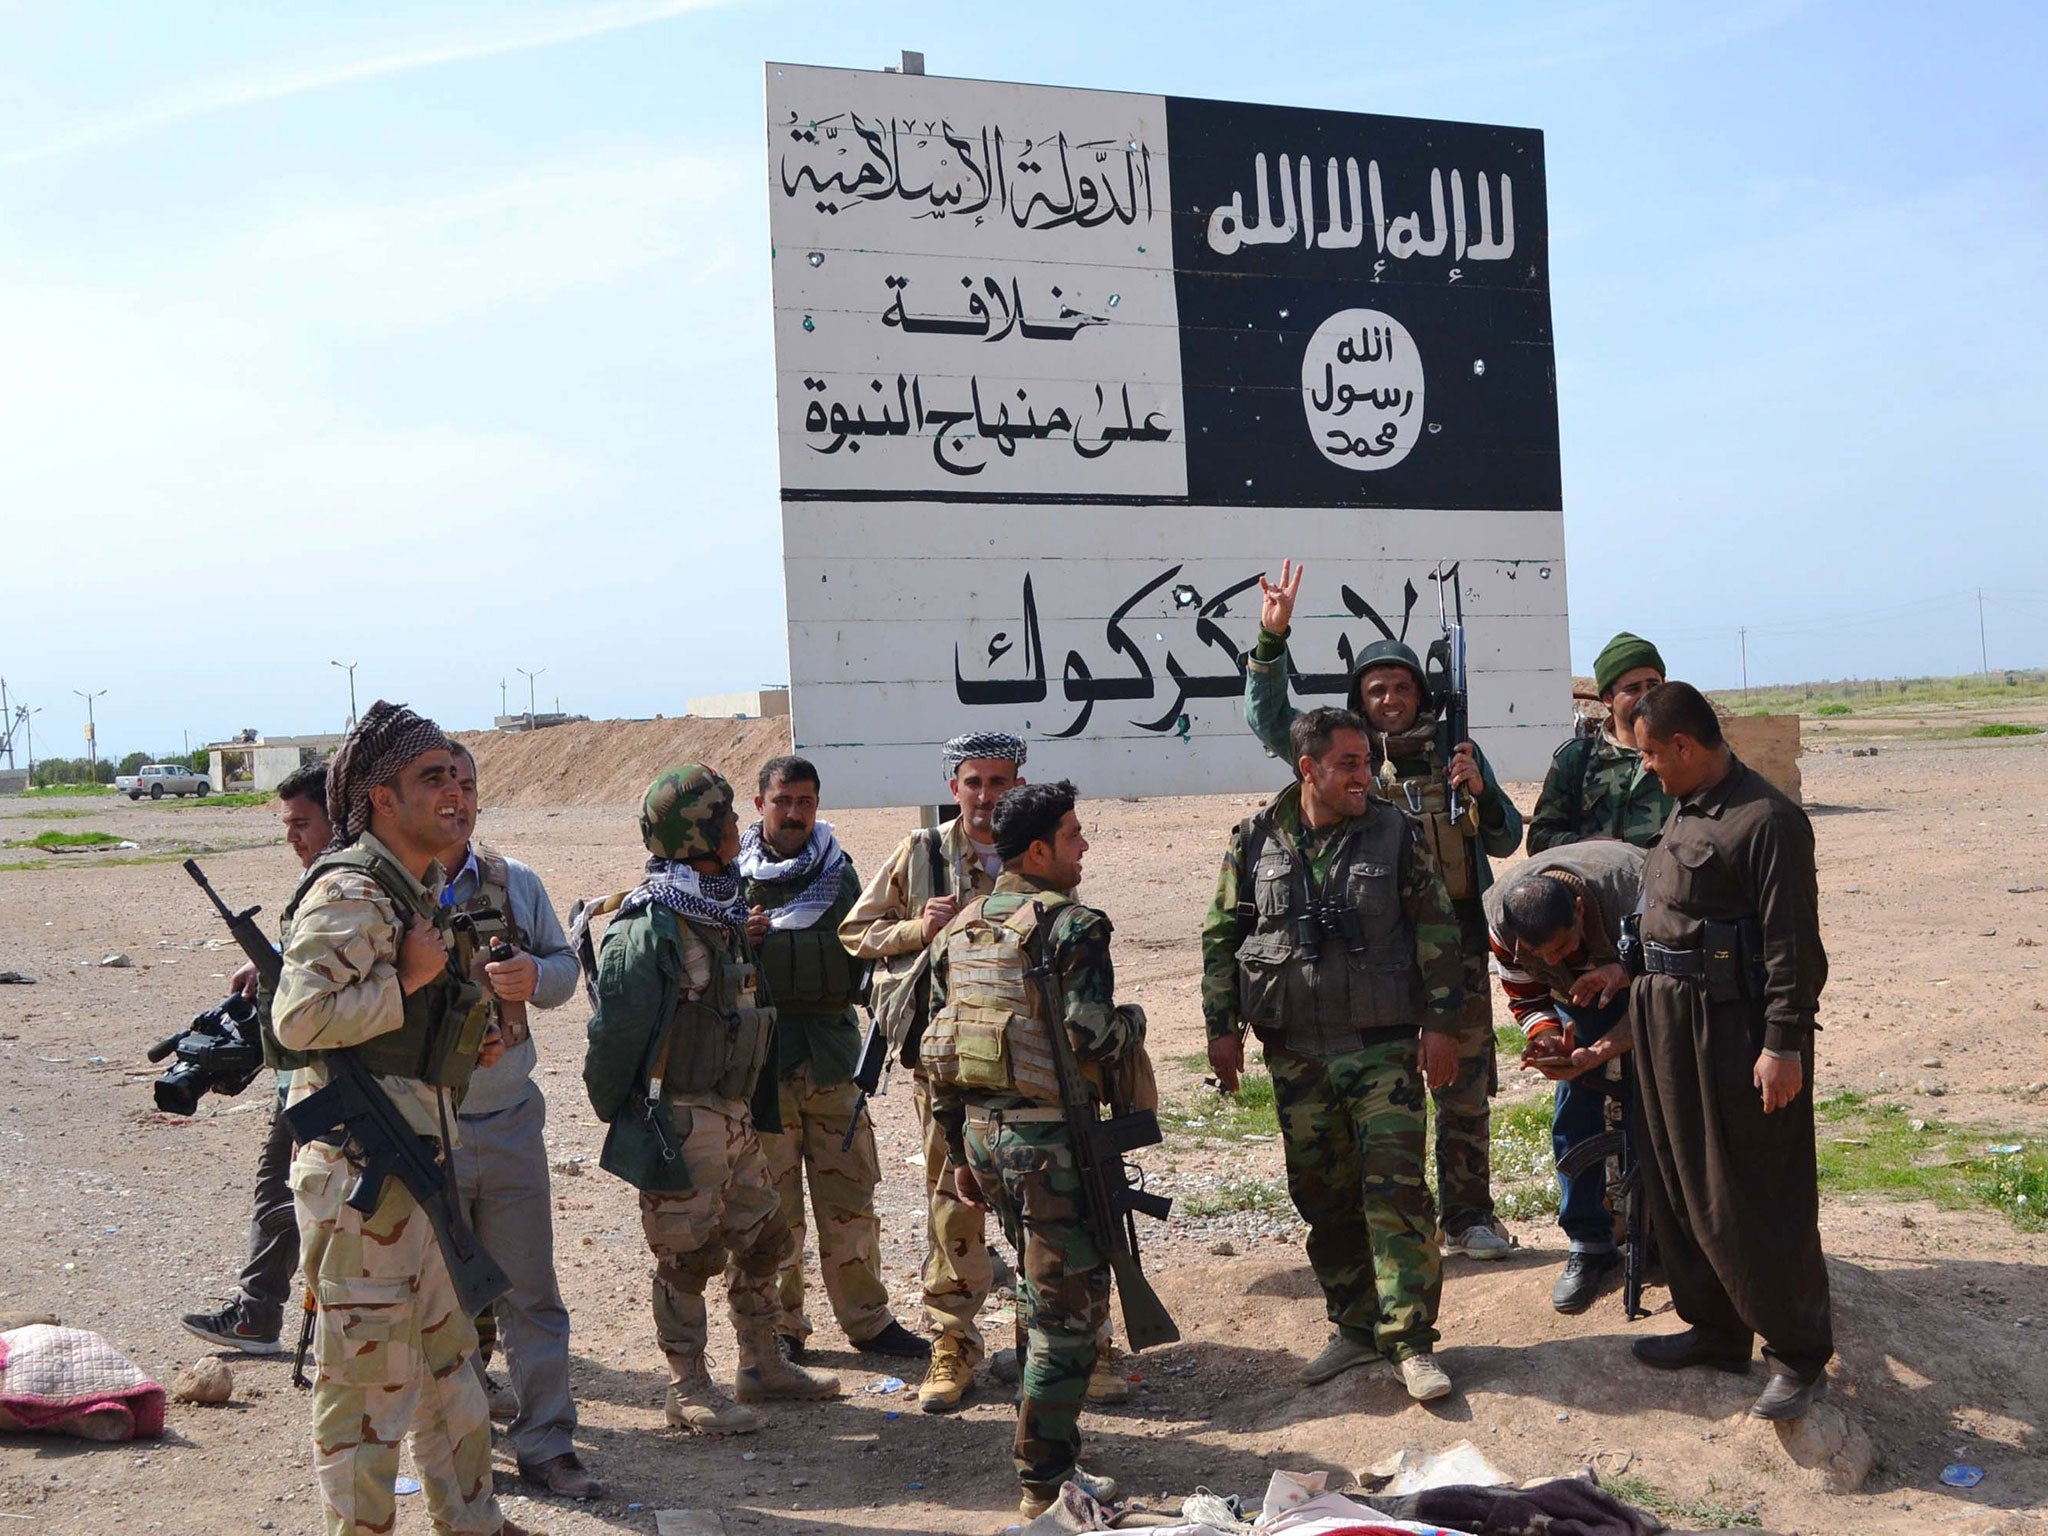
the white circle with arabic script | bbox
[1301,309,1425,472]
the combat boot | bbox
[665,1351,763,1435]
[918,1334,975,1413]
[735,1326,842,1403]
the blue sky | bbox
[2,0,2043,760]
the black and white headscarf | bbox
[737,821,848,932]
[624,856,749,941]
[942,731,1027,772]
[324,700,452,851]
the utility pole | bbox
[500,678,508,720]
[331,660,359,728]
[73,689,107,784]
[0,677,10,769]
[1738,628,1749,703]
[1978,589,1990,676]
[516,667,546,731]
[22,707,39,783]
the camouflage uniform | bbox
[1526,728,1676,852]
[273,830,501,1536]
[928,873,1142,1503]
[1201,784,1465,1361]
[1244,628,1523,1238]
[839,818,1000,1359]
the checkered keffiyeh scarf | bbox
[324,700,452,851]
[736,821,847,932]
[624,857,749,940]
[942,731,1027,771]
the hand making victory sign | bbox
[1258,559,1303,634]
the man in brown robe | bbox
[1629,682,1831,1421]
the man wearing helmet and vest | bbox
[581,765,843,1438]
[925,779,1146,1522]
[1527,632,1676,852]
[1202,706,1467,1401]
[271,702,528,1536]
[1244,561,1524,1262]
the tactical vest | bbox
[1376,758,1478,902]
[446,845,531,1046]
[662,918,778,1103]
[752,872,858,1015]
[264,845,488,1093]
[1232,803,1425,1057]
[922,894,1094,1106]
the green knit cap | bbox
[1594,632,1666,695]
[639,764,734,861]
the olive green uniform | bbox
[1201,784,1465,1360]
[1243,626,1522,1237]
[1526,728,1676,852]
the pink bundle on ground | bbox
[0,1324,166,1441]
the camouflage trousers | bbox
[291,1139,501,1536]
[914,1071,992,1361]
[1267,1038,1442,1361]
[759,1063,893,1346]
[1432,913,1500,1236]
[638,1098,789,1375]
[961,1110,1109,1501]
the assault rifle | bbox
[1552,1062,1649,1322]
[1025,906,1179,1351]
[1426,562,1471,819]
[841,1013,889,1153]
[185,859,282,989]
[285,1050,512,1319]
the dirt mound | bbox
[455,716,792,807]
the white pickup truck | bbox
[116,764,212,800]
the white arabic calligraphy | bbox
[1208,154,1514,263]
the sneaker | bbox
[180,1302,282,1356]
[1551,1249,1622,1314]
[1399,1353,1453,1402]
[1441,1222,1515,1260]
[854,1320,932,1359]
[918,1336,975,1414]
[1299,1333,1380,1386]
[1019,1467,1118,1521]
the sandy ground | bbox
[1,731,2045,1536]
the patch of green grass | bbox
[1602,1473,1759,1529]
[17,808,93,820]
[1817,1093,2046,1231]
[1972,722,2044,738]
[6,829,123,850]
[23,783,115,797]
[163,790,270,808]
[1814,702,1853,717]
[1484,1096,1561,1221]
[1160,1070,1277,1143]
[1182,1175,1289,1219]
[1495,1021,1528,1059]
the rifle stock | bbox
[1553,1111,1649,1322]
[1024,907,1180,1351]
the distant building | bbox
[206,732,345,793]
[686,688,790,720]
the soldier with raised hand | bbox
[1202,706,1466,1402]
[1245,561,1523,1261]
[926,780,1145,1521]
[1628,684,1831,1422]
[739,754,926,1362]
[582,765,841,1439]
[1527,632,1675,852]
[270,702,528,1536]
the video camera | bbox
[148,993,265,1115]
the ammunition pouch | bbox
[663,944,777,1103]
[756,925,858,1015]
[1617,913,1643,979]
[1392,771,1478,903]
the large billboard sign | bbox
[767,62,1570,806]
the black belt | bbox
[1641,941,1706,978]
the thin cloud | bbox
[0,0,737,170]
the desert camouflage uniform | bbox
[840,817,1000,1359]
[273,831,501,1536]
[929,873,1142,1503]
[1201,784,1464,1361]
[744,858,894,1346]
[1526,728,1676,852]
[1243,628,1523,1238]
